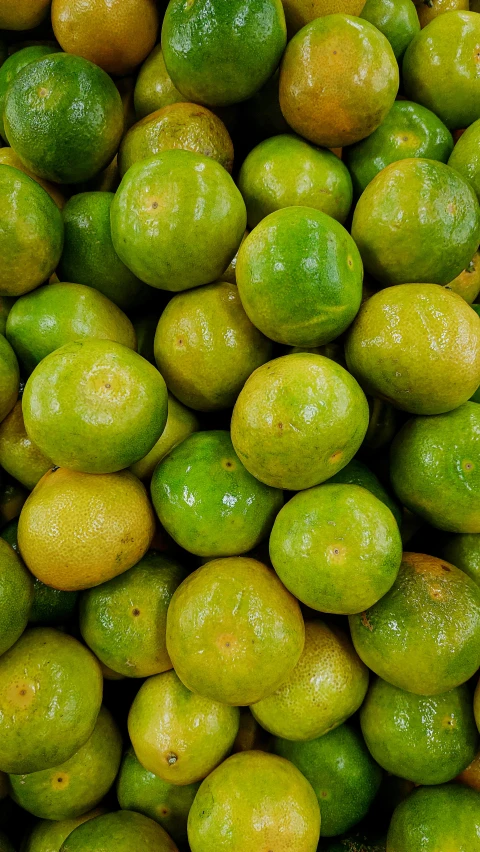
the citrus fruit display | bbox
[0,147,65,210]
[0,538,33,656]
[447,250,480,303]
[448,117,480,203]
[417,0,469,27]
[360,0,420,59]
[0,335,19,425]
[386,784,480,851]
[22,809,105,852]
[443,534,480,587]
[0,0,50,31]
[133,46,184,120]
[59,810,178,851]
[0,46,62,142]
[327,458,402,526]
[129,393,199,482]
[282,0,367,34]
[0,401,51,490]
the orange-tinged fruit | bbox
[0,148,64,209]
[387,784,480,851]
[134,46,184,120]
[51,0,159,76]
[0,334,19,425]
[130,393,199,482]
[0,627,102,775]
[446,251,480,303]
[22,808,106,852]
[417,0,469,27]
[0,537,33,657]
[251,620,368,741]
[60,811,178,852]
[0,401,51,491]
[456,748,480,791]
[281,0,367,34]
[0,0,50,30]
[279,14,399,148]
[187,750,320,852]
[0,475,27,528]
[166,556,305,706]
[17,467,155,592]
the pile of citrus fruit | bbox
[1,1,480,850]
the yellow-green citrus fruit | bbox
[387,784,480,851]
[134,46,184,120]
[328,458,402,527]
[448,118,480,204]
[417,0,469,28]
[0,401,52,490]
[130,394,199,482]
[442,534,480,588]
[0,538,33,656]
[0,334,19,425]
[0,46,62,142]
[22,809,105,852]
[446,251,480,303]
[60,811,178,852]
[281,0,367,35]
[0,0,50,30]
[360,0,420,59]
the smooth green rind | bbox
[360,0,419,60]
[134,46,184,120]
[0,537,33,655]
[0,45,61,141]
[0,333,19,423]
[130,393,199,482]
[328,459,402,527]
[448,118,480,204]
[22,809,105,852]
[60,811,178,852]
[0,401,52,490]
[442,533,480,587]
[387,785,480,851]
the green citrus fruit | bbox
[360,0,419,59]
[130,393,199,482]
[166,556,304,706]
[231,353,369,490]
[22,809,105,852]
[236,206,362,347]
[349,552,480,694]
[281,0,367,34]
[352,159,480,286]
[361,677,478,785]
[270,483,402,614]
[134,46,183,120]
[448,118,480,204]
[0,165,63,298]
[403,11,480,130]
[442,534,480,587]
[4,53,123,184]
[128,669,239,785]
[446,251,480,303]
[6,283,136,375]
[0,537,33,656]
[79,551,186,678]
[188,750,320,852]
[0,401,52,490]
[22,339,168,474]
[274,723,382,837]
[9,706,121,820]
[279,15,398,148]
[60,811,178,852]
[387,784,480,851]
[0,45,61,141]
[162,0,287,107]
[151,431,282,558]
[0,298,14,337]
[153,281,272,411]
[0,627,102,774]
[345,101,453,197]
[238,134,353,228]
[0,334,19,424]
[327,459,402,527]
[110,151,246,291]
[251,620,368,741]
[390,403,480,532]
[417,0,469,27]
[117,748,199,847]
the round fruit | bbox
[6,283,136,374]
[59,811,178,852]
[130,394,199,482]
[0,147,64,210]
[352,159,480,286]
[51,0,159,76]
[0,537,33,656]
[328,459,402,526]
[166,556,304,706]
[447,251,480,303]
[236,207,362,347]
[349,552,480,694]
[117,748,199,846]
[403,11,480,130]
[151,431,282,558]
[79,551,186,678]
[345,100,453,197]
[251,620,368,740]
[0,627,102,774]
[153,281,272,411]
[270,483,402,614]
[448,118,480,203]
[279,15,399,148]
[0,46,62,142]
[9,706,121,820]
[0,0,50,30]
[187,751,320,852]
[417,0,469,27]
[456,747,480,791]
[119,104,234,177]
[361,0,419,60]
[18,467,155,592]
[0,401,51,491]
[387,784,480,851]
[128,670,239,785]
[4,53,124,184]
[162,0,287,107]
[390,403,480,532]
[22,339,168,474]
[110,150,246,291]
[281,0,367,34]
[442,534,480,587]
[134,46,184,120]
[0,165,63,298]
[0,334,19,424]
[22,809,105,852]
[274,723,382,837]
[238,134,353,228]
[231,353,369,490]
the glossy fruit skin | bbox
[386,784,480,851]
[403,12,480,130]
[151,431,282,558]
[153,282,272,411]
[0,147,65,209]
[80,552,186,678]
[442,534,480,587]
[328,459,402,526]
[22,809,105,852]
[238,134,353,228]
[273,724,382,837]
[166,557,305,706]
[6,283,136,375]
[352,159,480,286]
[231,353,369,491]
[0,46,61,141]
[130,394,199,482]
[0,627,102,775]
[282,0,367,34]
[134,46,184,120]
[0,401,51,491]
[110,151,246,291]
[0,538,33,656]
[390,403,480,532]
[59,811,178,852]
[22,339,168,475]
[9,707,122,820]
[236,207,362,347]
[279,15,399,148]
[417,0,469,27]
[449,119,480,204]
[128,670,239,786]
[0,0,50,30]
[4,54,124,185]
[187,751,320,852]
[360,0,419,59]
[349,553,480,695]
[162,0,287,107]
[58,192,150,312]
[117,748,199,847]
[345,101,453,197]
[0,166,64,299]
[0,334,19,425]
[251,620,368,741]
[447,251,480,303]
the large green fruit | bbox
[60,811,178,852]
[387,784,480,851]
[0,538,33,656]
[0,45,61,141]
